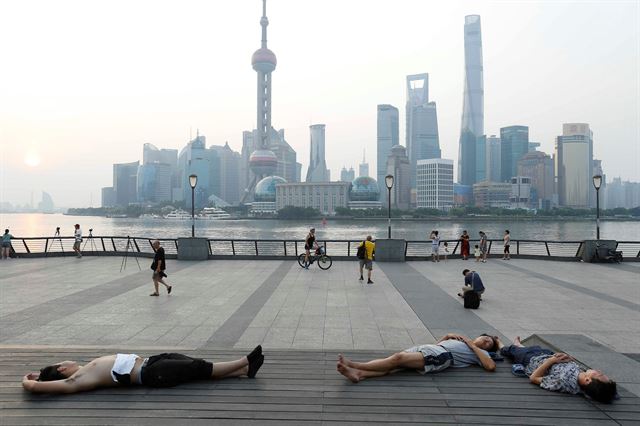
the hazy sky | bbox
[1,0,638,208]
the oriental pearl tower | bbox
[242,0,280,202]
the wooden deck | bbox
[1,348,638,425]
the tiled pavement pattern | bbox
[1,347,639,425]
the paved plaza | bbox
[1,256,639,424]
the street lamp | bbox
[385,174,394,239]
[592,175,602,240]
[189,174,198,237]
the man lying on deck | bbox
[337,333,498,383]
[22,346,264,394]
[499,337,617,403]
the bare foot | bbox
[338,354,355,368]
[514,336,523,347]
[337,361,361,383]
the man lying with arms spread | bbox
[22,346,264,394]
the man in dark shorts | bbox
[22,346,265,394]
[150,239,172,296]
[499,336,617,403]
[303,228,317,269]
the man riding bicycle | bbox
[303,228,318,269]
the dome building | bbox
[348,176,382,210]
[251,175,286,215]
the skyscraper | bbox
[555,123,593,208]
[518,150,554,208]
[306,124,329,182]
[377,104,399,195]
[500,125,529,182]
[458,15,484,186]
[340,167,355,183]
[112,161,139,206]
[416,159,454,211]
[359,150,369,177]
[385,145,411,210]
[406,74,441,190]
[486,135,501,182]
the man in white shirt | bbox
[73,224,82,258]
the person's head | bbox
[432,230,438,236]
[366,235,372,241]
[74,224,80,229]
[475,244,479,249]
[310,228,315,234]
[505,230,510,235]
[4,229,8,234]
[479,231,484,236]
[462,230,468,235]
[462,269,471,276]
[444,242,448,247]
[152,239,160,249]
[579,370,617,403]
[37,361,80,381]
[473,334,499,352]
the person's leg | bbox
[211,358,249,378]
[359,261,364,280]
[157,277,171,293]
[151,276,160,295]
[340,351,424,372]
[366,263,373,283]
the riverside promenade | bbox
[1,257,639,424]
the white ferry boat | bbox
[163,209,192,219]
[198,207,232,220]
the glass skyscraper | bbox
[376,104,399,199]
[458,15,484,186]
[500,125,529,182]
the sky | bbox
[0,0,638,208]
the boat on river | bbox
[198,207,231,220]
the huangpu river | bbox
[1,213,639,241]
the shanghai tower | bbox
[458,15,484,185]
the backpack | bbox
[463,291,480,309]
[356,241,366,259]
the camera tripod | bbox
[82,229,98,254]
[45,227,65,257]
[120,236,141,272]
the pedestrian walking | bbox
[73,224,82,258]
[459,230,470,260]
[357,235,375,284]
[479,231,488,263]
[150,240,172,296]
[2,229,13,259]
[502,230,511,260]
[430,230,440,262]
[443,242,449,261]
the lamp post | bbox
[385,174,394,239]
[592,175,602,240]
[189,174,198,237]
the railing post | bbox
[283,241,287,256]
[231,241,236,255]
[575,242,583,258]
[133,239,140,252]
[453,241,460,254]
[23,239,30,253]
[254,240,258,256]
[488,240,492,254]
[517,240,520,255]
[44,238,49,253]
[347,241,350,257]
[101,237,106,252]
[545,242,550,257]
[111,238,117,251]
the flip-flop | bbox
[511,364,527,377]
[247,345,262,365]
[149,293,159,297]
[167,286,172,294]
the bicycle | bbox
[297,246,333,270]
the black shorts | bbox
[504,245,510,253]
[140,353,213,387]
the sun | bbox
[24,151,41,167]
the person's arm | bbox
[22,373,97,394]
[459,336,496,372]
[529,353,572,385]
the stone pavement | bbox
[1,257,638,353]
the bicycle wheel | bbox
[317,255,332,270]
[297,253,308,268]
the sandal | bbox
[167,286,172,295]
[149,293,159,296]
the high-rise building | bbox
[473,181,511,208]
[486,135,501,182]
[340,166,355,182]
[510,176,531,208]
[475,135,487,183]
[209,142,242,205]
[101,187,116,208]
[306,124,330,182]
[139,143,178,204]
[500,126,529,182]
[177,134,210,208]
[605,178,640,209]
[113,161,139,206]
[416,159,454,211]
[406,74,441,189]
[377,104,399,195]
[385,145,411,210]
[458,15,484,186]
[518,151,554,208]
[555,123,593,208]
[359,150,369,177]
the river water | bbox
[1,213,639,241]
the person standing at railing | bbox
[502,230,511,260]
[1,229,13,259]
[459,230,470,260]
[150,240,172,296]
[72,224,82,259]
[479,231,488,263]
[429,230,440,263]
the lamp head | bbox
[592,175,602,190]
[385,174,394,189]
[189,174,198,189]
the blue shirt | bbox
[439,339,489,368]
[464,272,485,292]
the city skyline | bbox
[1,0,638,207]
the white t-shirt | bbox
[74,228,82,242]
[111,353,139,382]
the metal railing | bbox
[5,236,640,261]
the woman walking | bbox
[459,230,470,260]
[502,230,511,260]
